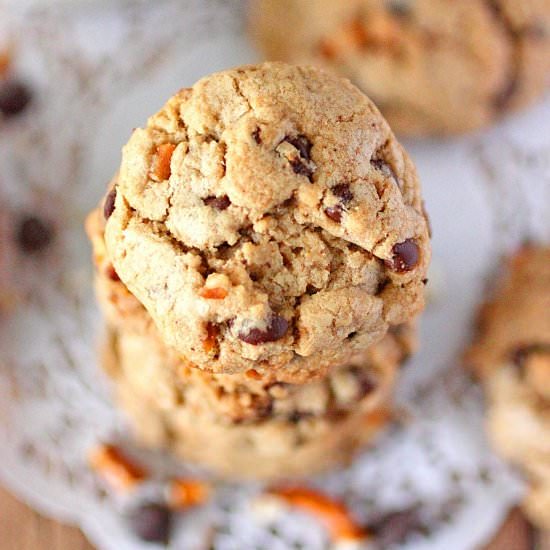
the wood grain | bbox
[0,486,93,550]
[0,483,547,550]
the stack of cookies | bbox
[86,63,431,479]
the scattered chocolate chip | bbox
[422,278,429,285]
[347,331,357,340]
[324,205,343,223]
[331,183,353,204]
[252,127,262,144]
[238,314,289,345]
[204,195,231,211]
[387,0,411,18]
[128,503,172,544]
[0,80,32,117]
[16,215,54,254]
[103,188,117,220]
[387,239,420,272]
[371,506,425,547]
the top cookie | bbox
[104,62,430,375]
[251,0,550,136]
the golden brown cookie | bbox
[99,63,430,377]
[466,245,550,530]
[251,0,550,136]
[101,325,405,480]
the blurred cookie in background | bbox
[466,245,550,531]
[250,0,550,136]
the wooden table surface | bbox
[0,484,546,550]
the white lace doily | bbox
[1,2,549,549]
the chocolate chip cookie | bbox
[251,0,550,136]
[466,245,550,529]
[102,324,409,479]
[101,63,430,377]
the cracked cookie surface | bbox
[103,62,430,375]
[466,246,550,529]
[251,0,550,136]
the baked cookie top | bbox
[103,62,430,374]
[251,0,550,135]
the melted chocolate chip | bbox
[387,239,420,272]
[252,127,262,144]
[324,205,343,223]
[238,315,289,345]
[16,215,54,254]
[0,80,32,117]
[204,195,231,210]
[331,183,353,204]
[103,188,117,220]
[128,503,172,544]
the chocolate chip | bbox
[284,135,314,181]
[238,314,289,345]
[371,506,425,547]
[204,195,231,210]
[128,503,172,544]
[285,135,312,161]
[387,239,420,272]
[0,80,32,117]
[331,183,353,204]
[103,188,117,220]
[290,157,314,180]
[324,205,343,222]
[16,215,54,254]
[306,284,319,295]
[252,127,262,144]
[387,0,411,18]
